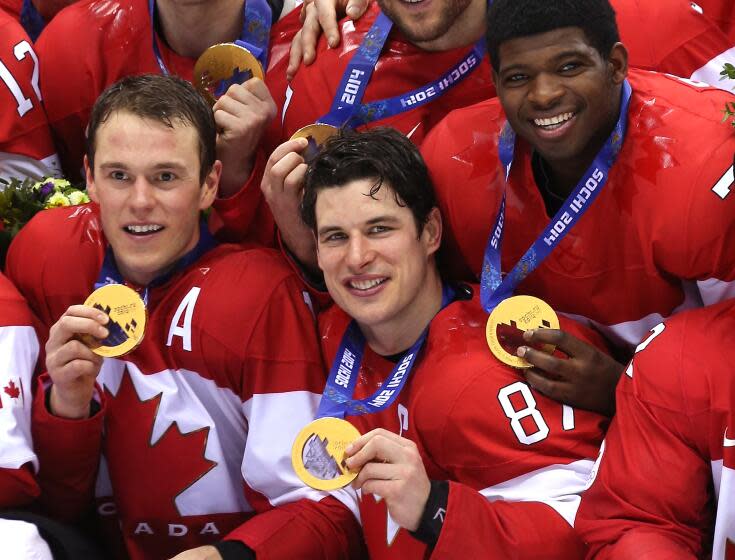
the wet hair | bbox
[86,74,216,182]
[486,0,620,72]
[301,128,437,235]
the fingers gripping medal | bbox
[290,124,339,164]
[486,295,559,368]
[193,43,264,106]
[82,284,147,358]
[292,417,361,491]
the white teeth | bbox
[350,278,386,290]
[534,112,574,127]
[126,224,163,234]
[404,0,423,4]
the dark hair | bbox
[301,128,437,235]
[86,74,216,182]
[486,0,620,72]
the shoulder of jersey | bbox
[192,244,296,290]
[16,203,101,253]
[628,69,735,130]
[0,272,34,326]
[40,0,148,42]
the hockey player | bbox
[6,75,363,560]
[0,272,39,509]
[299,127,611,558]
[575,301,735,559]
[415,0,735,414]
[0,9,59,182]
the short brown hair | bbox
[86,74,216,183]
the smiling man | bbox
[5,75,363,560]
[301,128,611,558]
[420,0,735,414]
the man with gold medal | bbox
[291,127,612,558]
[6,75,365,560]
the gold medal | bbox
[292,417,361,491]
[486,295,559,368]
[82,284,147,358]
[193,43,264,106]
[289,123,339,163]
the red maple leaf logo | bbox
[4,380,20,400]
[103,370,217,520]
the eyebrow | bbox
[98,161,188,171]
[317,215,401,236]
[500,49,590,74]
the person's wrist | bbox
[48,385,92,419]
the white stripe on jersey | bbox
[561,280,705,350]
[710,460,735,560]
[711,165,734,200]
[0,151,60,184]
[691,46,735,91]
[478,458,596,527]
[242,391,361,520]
[0,325,38,471]
[698,277,735,306]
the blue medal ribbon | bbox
[94,221,218,306]
[20,0,45,42]
[480,80,632,313]
[316,284,455,419]
[149,0,272,76]
[317,10,486,129]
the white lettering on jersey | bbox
[282,84,294,125]
[166,287,201,351]
[0,40,40,117]
[712,165,734,200]
[625,322,666,378]
[397,404,408,437]
[169,524,188,537]
[200,522,220,535]
[134,522,154,535]
[498,382,550,445]
[97,501,116,516]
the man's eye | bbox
[158,172,176,182]
[110,171,128,181]
[560,62,581,72]
[323,232,347,243]
[368,225,391,234]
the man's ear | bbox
[199,160,222,210]
[608,42,628,85]
[84,155,98,202]
[422,207,443,256]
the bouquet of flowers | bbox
[721,62,735,128]
[0,176,89,269]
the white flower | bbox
[45,192,71,208]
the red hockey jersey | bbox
[695,0,735,41]
[576,299,735,560]
[0,272,40,509]
[319,289,609,559]
[0,9,59,181]
[264,0,733,155]
[34,0,299,179]
[421,69,735,351]
[6,204,363,560]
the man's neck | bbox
[544,90,624,197]
[360,268,444,357]
[414,0,486,52]
[156,0,244,59]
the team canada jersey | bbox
[576,299,735,559]
[0,272,39,509]
[5,204,363,560]
[0,10,59,182]
[264,0,733,156]
[421,69,735,352]
[34,0,299,179]
[319,289,609,559]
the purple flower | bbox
[39,181,55,198]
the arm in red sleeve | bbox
[429,482,586,559]
[0,465,39,509]
[225,496,366,560]
[210,150,276,246]
[31,374,104,522]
